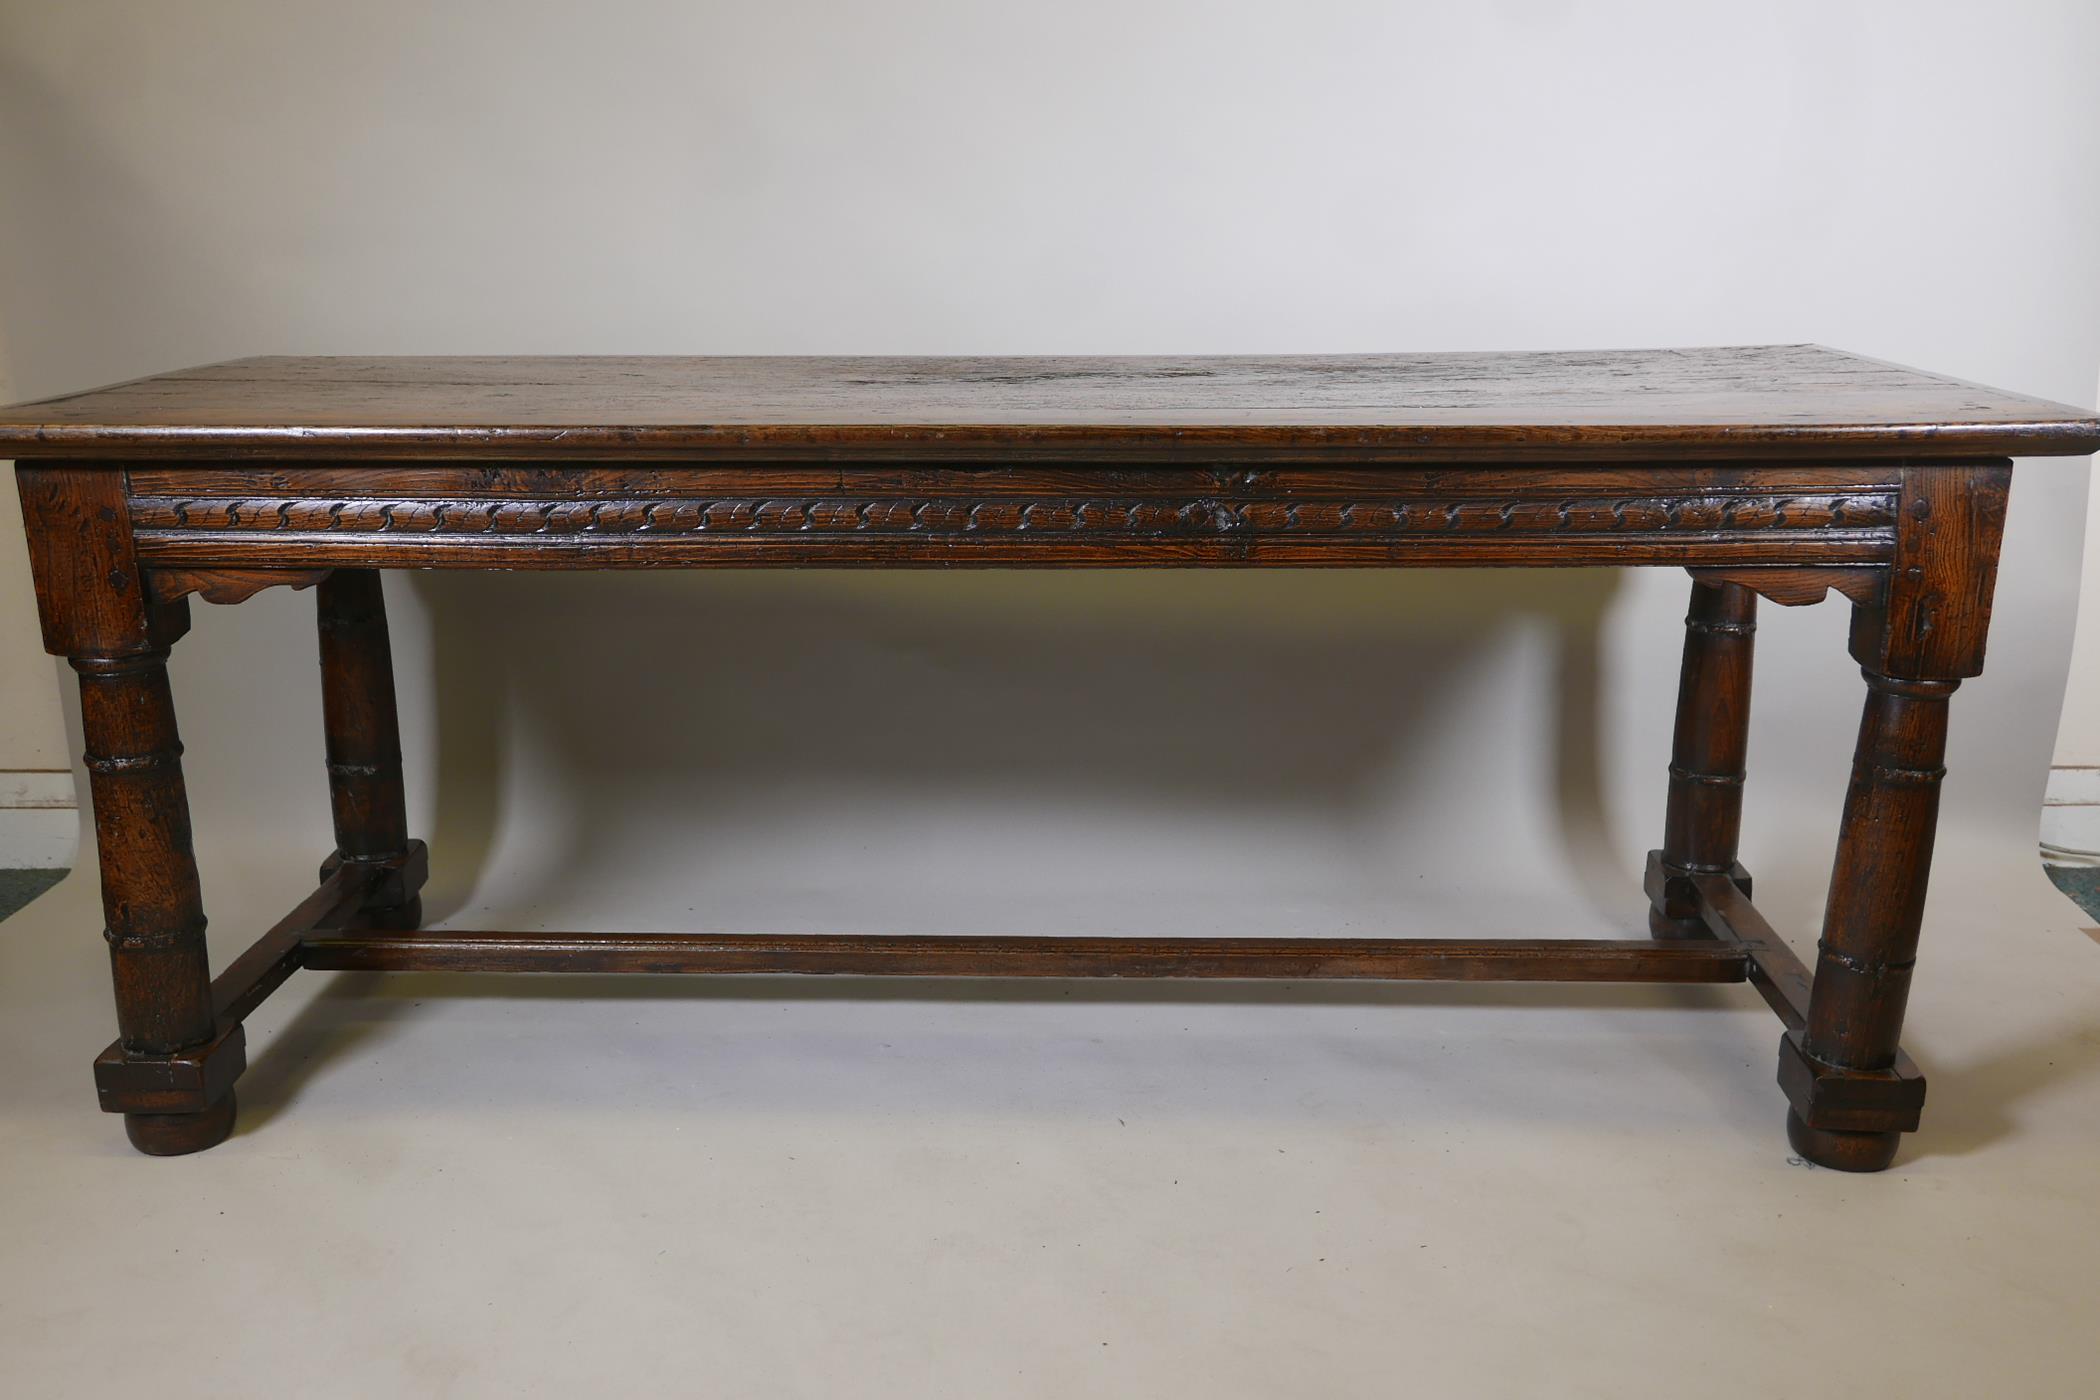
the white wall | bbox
[0,331,68,771]
[2044,371,2100,858]
[0,318,76,865]
[2053,369,2100,768]
[1,1,2097,940]
[0,323,69,770]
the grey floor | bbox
[5,830,2100,1397]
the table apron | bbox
[118,461,1909,571]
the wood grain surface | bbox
[3,345,2095,460]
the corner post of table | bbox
[15,462,240,1155]
[315,569,426,930]
[1785,460,2011,1171]
[1650,578,1757,938]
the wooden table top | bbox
[2,344,2094,462]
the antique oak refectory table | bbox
[6,346,2098,1170]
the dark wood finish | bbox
[1665,861,1811,1031]
[93,1024,244,1120]
[299,930,1748,981]
[87,831,379,1132]
[147,565,331,606]
[120,462,1905,497]
[1651,580,1757,937]
[1663,864,1929,1136]
[1781,460,2008,1170]
[76,642,217,1057]
[15,463,180,655]
[10,352,2088,1165]
[1789,670,1957,1171]
[3,347,2096,461]
[118,462,1905,572]
[1849,463,2013,680]
[315,570,424,930]
[121,1093,238,1157]
[16,466,232,1155]
[210,860,375,1027]
[1687,565,1882,607]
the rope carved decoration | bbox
[131,493,1898,538]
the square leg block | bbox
[1776,1030,1926,1135]
[320,838,429,915]
[94,1022,246,1116]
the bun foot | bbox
[1786,1107,1899,1172]
[124,1091,237,1156]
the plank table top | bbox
[1,344,2095,462]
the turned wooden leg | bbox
[316,569,426,930]
[18,466,239,1154]
[77,646,239,1154]
[1781,461,2010,1170]
[1786,672,1952,1170]
[1650,578,1755,938]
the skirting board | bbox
[0,771,77,869]
[2043,765,2100,868]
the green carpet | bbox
[0,868,67,923]
[2046,864,2100,923]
